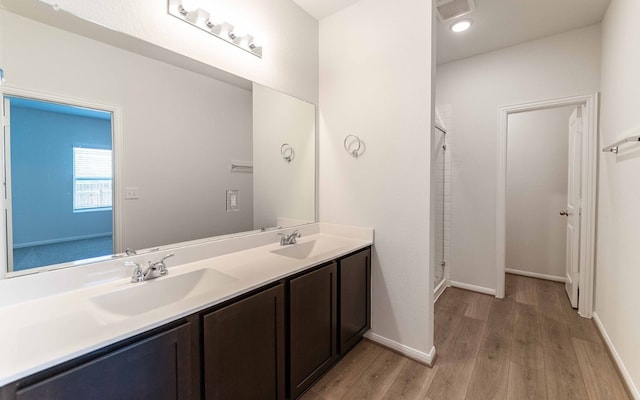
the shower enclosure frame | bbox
[433,124,449,300]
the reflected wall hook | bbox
[281,143,295,162]
[344,134,363,158]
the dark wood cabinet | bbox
[14,322,194,400]
[289,262,339,399]
[202,284,285,400]
[1,246,372,400]
[338,248,371,354]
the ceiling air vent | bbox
[436,0,476,22]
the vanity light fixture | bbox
[168,0,263,58]
[184,7,209,25]
[212,21,234,37]
[450,19,473,33]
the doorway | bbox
[1,88,122,277]
[495,93,598,317]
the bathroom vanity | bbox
[0,2,373,399]
[0,226,372,400]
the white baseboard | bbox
[592,312,640,399]
[434,279,448,303]
[14,232,112,249]
[449,280,496,296]
[505,268,565,283]
[364,332,436,366]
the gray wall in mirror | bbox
[0,6,316,275]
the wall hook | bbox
[281,143,295,162]
[344,134,363,158]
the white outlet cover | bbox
[125,187,139,200]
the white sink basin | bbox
[89,268,236,317]
[271,240,339,260]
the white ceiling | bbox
[292,0,611,65]
[436,0,611,64]
[290,0,362,20]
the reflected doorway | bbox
[3,95,114,272]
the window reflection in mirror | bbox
[3,96,114,273]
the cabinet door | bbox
[16,323,193,400]
[289,262,338,399]
[203,284,285,400]
[339,248,371,354]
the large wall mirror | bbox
[0,0,316,277]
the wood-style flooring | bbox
[301,274,630,400]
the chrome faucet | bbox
[125,248,137,256]
[143,253,174,280]
[126,253,174,283]
[126,261,144,283]
[278,230,301,246]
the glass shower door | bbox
[433,125,448,290]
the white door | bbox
[563,107,582,308]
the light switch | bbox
[125,187,139,200]
[226,190,239,212]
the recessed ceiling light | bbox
[450,19,472,33]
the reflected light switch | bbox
[226,190,239,212]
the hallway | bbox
[302,274,630,399]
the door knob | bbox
[559,210,569,216]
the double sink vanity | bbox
[0,223,373,400]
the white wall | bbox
[319,0,434,360]
[596,0,640,396]
[253,83,315,229]
[1,11,254,251]
[34,0,319,104]
[506,106,573,279]
[436,25,601,290]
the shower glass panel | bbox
[433,125,448,290]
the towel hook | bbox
[281,143,295,162]
[344,134,363,158]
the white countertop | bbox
[0,224,373,386]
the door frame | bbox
[495,93,598,317]
[0,86,124,277]
[2,98,15,272]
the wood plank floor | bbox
[301,274,630,400]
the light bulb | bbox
[450,19,472,33]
